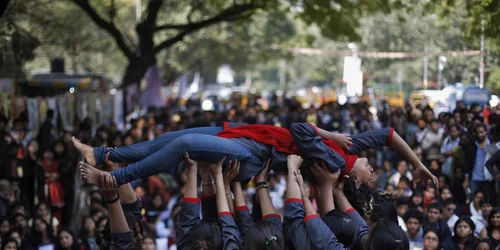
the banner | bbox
[27,98,40,132]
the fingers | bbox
[217,156,227,165]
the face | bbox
[450,126,459,138]
[152,195,163,208]
[430,161,439,171]
[397,205,409,217]
[491,212,500,227]
[0,220,9,235]
[27,141,39,153]
[474,192,485,206]
[476,127,487,141]
[431,122,440,132]
[444,204,457,219]
[424,188,435,200]
[10,232,21,246]
[35,219,47,233]
[427,208,441,224]
[441,189,452,201]
[423,231,439,250]
[352,158,374,184]
[481,203,493,216]
[3,242,17,250]
[476,242,491,250]
[84,218,96,233]
[142,237,156,250]
[37,204,48,217]
[54,143,64,154]
[397,161,408,174]
[43,151,53,161]
[406,218,421,236]
[385,185,395,193]
[59,231,74,248]
[413,195,423,206]
[456,221,472,238]
[15,216,27,229]
[124,136,134,146]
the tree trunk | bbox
[120,55,155,123]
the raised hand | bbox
[294,170,308,198]
[255,159,271,183]
[223,160,240,187]
[287,155,303,171]
[332,134,353,151]
[207,156,227,176]
[415,164,439,188]
[184,152,197,170]
[312,162,340,189]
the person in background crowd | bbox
[389,160,413,187]
[404,208,424,250]
[479,207,500,249]
[423,229,441,250]
[441,125,460,177]
[442,198,460,236]
[444,217,477,250]
[423,203,452,247]
[471,197,493,237]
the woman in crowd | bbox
[3,230,22,249]
[479,207,500,249]
[56,228,80,250]
[444,217,478,250]
[30,216,55,249]
[0,238,18,250]
[423,229,441,250]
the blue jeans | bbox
[102,127,263,185]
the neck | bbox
[474,203,480,210]
[459,237,468,244]
[29,152,37,159]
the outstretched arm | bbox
[223,160,240,215]
[255,160,282,230]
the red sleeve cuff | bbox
[202,193,216,200]
[387,128,394,147]
[304,214,320,222]
[183,197,200,203]
[285,198,303,205]
[262,214,281,220]
[306,122,319,136]
[345,208,355,214]
[218,211,233,217]
[235,206,249,212]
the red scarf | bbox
[216,123,358,174]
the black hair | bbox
[452,217,477,248]
[479,195,492,207]
[189,219,222,250]
[427,203,442,213]
[344,177,393,219]
[486,207,500,232]
[97,212,144,250]
[443,198,457,207]
[423,228,441,248]
[474,123,487,134]
[244,220,284,250]
[1,238,18,250]
[403,208,424,224]
[396,197,409,207]
[55,227,79,250]
[4,228,23,248]
[367,219,409,250]
[399,176,411,185]
[31,216,55,248]
[476,238,492,248]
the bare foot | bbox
[72,137,96,166]
[79,161,117,189]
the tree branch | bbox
[153,3,256,53]
[72,0,134,60]
[144,0,163,25]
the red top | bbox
[216,123,356,173]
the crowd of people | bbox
[0,94,500,250]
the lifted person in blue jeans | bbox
[74,122,437,190]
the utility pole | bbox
[423,14,436,89]
[479,16,485,88]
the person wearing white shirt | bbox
[471,198,493,237]
[442,199,459,235]
[440,126,460,177]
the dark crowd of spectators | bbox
[1,93,500,250]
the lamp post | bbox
[423,14,436,89]
[437,56,447,89]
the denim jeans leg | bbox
[109,134,263,185]
[93,126,223,166]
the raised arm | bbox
[255,160,282,230]
[333,177,370,250]
[223,160,240,215]
[311,162,338,216]
[208,157,243,250]
[296,170,348,250]
[176,153,202,250]
[232,180,254,236]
